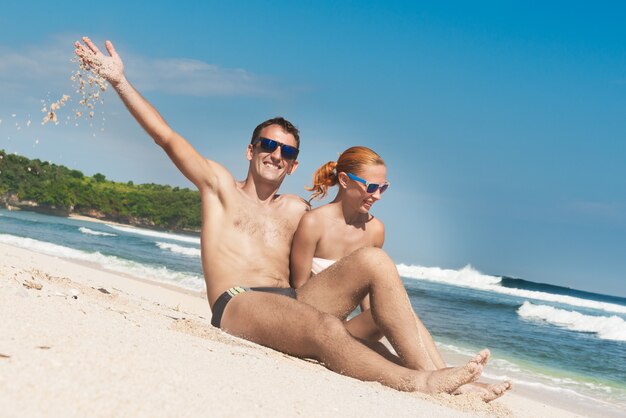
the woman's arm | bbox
[290,213,321,288]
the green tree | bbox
[93,173,106,182]
[0,149,201,231]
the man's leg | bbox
[348,309,441,369]
[303,249,512,401]
[296,247,445,371]
[344,307,455,370]
[349,309,511,401]
[219,290,486,393]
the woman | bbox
[290,146,389,341]
[291,146,511,401]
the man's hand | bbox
[75,37,124,86]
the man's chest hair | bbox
[231,205,296,246]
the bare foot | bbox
[455,381,513,402]
[475,348,491,366]
[412,351,485,393]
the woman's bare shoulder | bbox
[367,215,385,244]
[300,203,338,227]
[367,214,385,228]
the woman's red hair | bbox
[306,146,385,201]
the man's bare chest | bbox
[231,207,296,246]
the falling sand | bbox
[70,55,108,122]
[41,94,70,125]
[38,55,109,130]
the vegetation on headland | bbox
[0,149,201,231]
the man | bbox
[75,37,500,395]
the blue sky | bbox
[1,1,625,297]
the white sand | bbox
[0,243,587,417]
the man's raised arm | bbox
[75,37,217,190]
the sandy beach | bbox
[1,242,588,417]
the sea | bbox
[1,208,624,417]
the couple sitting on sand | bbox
[76,37,511,400]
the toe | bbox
[479,349,491,365]
[484,382,512,402]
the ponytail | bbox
[306,161,338,201]
[306,146,385,201]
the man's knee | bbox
[311,313,351,346]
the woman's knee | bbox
[350,247,396,275]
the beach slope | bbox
[0,243,583,417]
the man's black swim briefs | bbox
[210,286,297,328]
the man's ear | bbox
[337,172,349,188]
[287,160,299,175]
[246,144,254,161]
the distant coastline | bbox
[0,148,201,234]
[0,203,200,237]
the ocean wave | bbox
[438,342,625,411]
[482,365,625,411]
[105,224,200,244]
[79,227,117,237]
[437,343,522,373]
[397,264,626,315]
[397,264,501,286]
[486,374,619,406]
[0,233,205,291]
[155,241,201,257]
[518,302,626,342]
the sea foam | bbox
[0,233,204,291]
[438,341,624,412]
[105,224,200,244]
[397,264,501,286]
[79,227,116,237]
[517,301,626,342]
[155,241,201,257]
[397,263,626,315]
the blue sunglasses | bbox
[252,137,300,160]
[347,173,390,194]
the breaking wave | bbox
[79,227,116,237]
[397,264,626,315]
[105,224,200,244]
[0,233,204,291]
[155,241,201,257]
[517,301,626,342]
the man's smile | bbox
[263,160,283,170]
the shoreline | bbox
[67,213,201,236]
[68,213,131,227]
[0,207,199,237]
[0,242,593,417]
